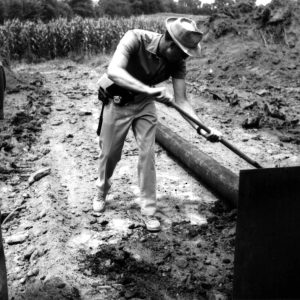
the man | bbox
[94,17,221,232]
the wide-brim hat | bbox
[165,17,203,57]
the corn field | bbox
[0,16,165,63]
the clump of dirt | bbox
[18,276,81,300]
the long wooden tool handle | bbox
[169,102,263,169]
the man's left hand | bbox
[198,127,222,143]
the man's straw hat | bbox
[165,17,203,57]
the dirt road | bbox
[0,60,244,300]
[1,54,299,299]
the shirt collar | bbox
[145,33,162,57]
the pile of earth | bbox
[187,0,300,144]
[204,0,300,48]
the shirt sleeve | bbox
[114,30,139,59]
[170,59,186,79]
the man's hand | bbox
[147,86,173,105]
[198,127,222,143]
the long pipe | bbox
[169,102,263,169]
[156,122,239,207]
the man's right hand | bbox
[147,86,173,104]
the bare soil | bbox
[0,59,236,300]
[1,3,300,299]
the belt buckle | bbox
[113,96,122,105]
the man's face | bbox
[160,35,189,63]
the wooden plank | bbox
[233,166,300,299]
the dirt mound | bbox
[186,0,300,143]
[205,0,300,48]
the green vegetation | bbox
[0,0,217,23]
[0,16,166,62]
[0,0,269,63]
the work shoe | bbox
[143,216,161,232]
[93,191,106,212]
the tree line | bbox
[0,0,220,23]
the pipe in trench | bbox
[156,122,238,207]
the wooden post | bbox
[0,64,6,120]
[0,212,8,300]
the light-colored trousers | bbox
[97,98,157,216]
